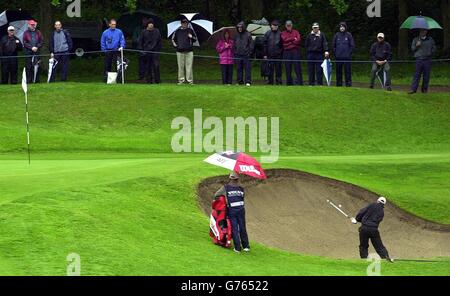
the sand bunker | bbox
[198,169,450,259]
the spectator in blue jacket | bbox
[101,19,126,82]
[332,22,355,87]
[49,21,73,82]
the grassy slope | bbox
[66,48,450,86]
[0,84,449,275]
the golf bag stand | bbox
[209,195,232,248]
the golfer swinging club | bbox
[350,197,393,262]
[214,172,250,253]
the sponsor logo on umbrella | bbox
[238,165,261,176]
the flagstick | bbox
[25,92,31,165]
[120,49,125,84]
[22,67,31,165]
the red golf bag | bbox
[209,195,232,248]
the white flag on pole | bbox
[21,68,27,94]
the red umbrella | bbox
[204,151,267,179]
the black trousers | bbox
[228,207,249,251]
[359,226,389,259]
[307,51,323,86]
[283,49,303,85]
[50,52,70,82]
[220,64,233,84]
[411,59,432,92]
[1,57,18,84]
[138,53,146,80]
[235,55,251,84]
[104,51,119,82]
[142,53,160,83]
[336,59,352,87]
[25,55,40,83]
[267,55,282,85]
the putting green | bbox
[0,84,449,275]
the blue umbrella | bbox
[400,15,443,30]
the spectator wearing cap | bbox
[305,22,329,86]
[263,20,283,85]
[138,19,162,84]
[369,33,392,91]
[22,20,43,83]
[216,29,234,85]
[49,21,73,82]
[409,29,436,94]
[101,19,126,82]
[281,20,303,86]
[172,18,197,85]
[332,22,355,87]
[213,172,250,253]
[0,26,22,84]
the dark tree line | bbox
[5,0,450,56]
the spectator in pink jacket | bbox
[216,30,234,85]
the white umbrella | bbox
[321,59,332,86]
[32,56,40,83]
[47,58,58,83]
[167,13,213,46]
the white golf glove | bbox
[118,47,123,51]
[351,218,357,224]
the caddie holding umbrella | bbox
[213,171,250,253]
[205,151,267,253]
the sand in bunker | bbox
[198,169,450,259]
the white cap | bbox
[377,196,387,205]
[377,32,385,38]
[229,171,240,180]
[7,26,15,31]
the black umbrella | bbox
[167,13,213,46]
[0,10,34,41]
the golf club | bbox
[326,199,349,218]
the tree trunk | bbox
[231,0,241,24]
[242,0,264,21]
[443,0,450,56]
[39,0,53,54]
[398,0,409,58]
[205,0,216,23]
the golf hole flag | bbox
[22,67,27,93]
[204,151,267,179]
[22,68,31,164]
[321,58,332,86]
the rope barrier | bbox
[1,48,449,64]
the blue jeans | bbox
[228,207,249,251]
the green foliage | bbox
[329,0,349,15]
